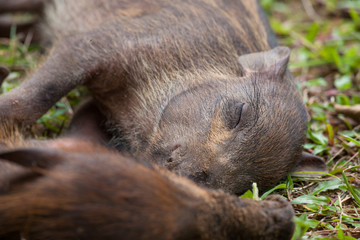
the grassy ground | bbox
[259,0,360,239]
[0,0,359,239]
[0,30,88,138]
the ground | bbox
[261,0,360,239]
[0,0,359,239]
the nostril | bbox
[167,144,182,163]
[189,170,208,184]
[165,155,180,170]
[165,143,185,169]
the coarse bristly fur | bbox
[0,122,295,240]
[0,0,309,194]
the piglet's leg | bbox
[0,33,106,125]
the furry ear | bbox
[0,148,63,170]
[291,152,328,177]
[238,46,290,77]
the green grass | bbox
[259,0,360,239]
[0,26,87,138]
[1,1,359,239]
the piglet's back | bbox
[43,0,276,55]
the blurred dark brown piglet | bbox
[0,0,322,194]
[0,130,295,240]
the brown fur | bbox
[0,128,295,240]
[0,0,308,194]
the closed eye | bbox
[231,103,244,129]
[216,98,247,130]
[224,102,245,130]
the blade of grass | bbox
[342,171,360,207]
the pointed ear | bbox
[238,46,290,77]
[291,152,328,177]
[0,148,63,170]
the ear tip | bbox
[272,46,291,56]
[275,46,290,50]
[237,46,291,75]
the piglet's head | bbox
[147,47,309,194]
